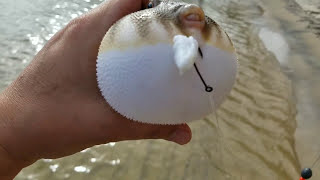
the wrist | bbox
[0,86,35,179]
[0,145,24,180]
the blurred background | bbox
[0,0,320,179]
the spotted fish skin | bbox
[99,0,234,53]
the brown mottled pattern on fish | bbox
[131,11,152,38]
[159,19,174,38]
[99,0,235,53]
[106,19,119,44]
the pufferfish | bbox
[96,0,238,124]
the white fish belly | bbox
[96,44,237,124]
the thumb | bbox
[164,124,192,145]
[139,123,192,145]
[108,119,192,145]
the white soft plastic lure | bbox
[96,0,238,124]
[173,35,199,75]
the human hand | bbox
[0,0,192,178]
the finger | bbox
[110,119,192,145]
[51,0,149,50]
[85,0,150,37]
[164,124,192,145]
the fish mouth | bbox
[179,4,205,30]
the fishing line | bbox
[297,147,320,179]
[311,152,320,168]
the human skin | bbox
[0,0,192,179]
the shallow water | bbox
[0,0,319,179]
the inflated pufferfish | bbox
[96,0,238,124]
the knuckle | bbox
[63,16,89,40]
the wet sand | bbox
[257,0,320,179]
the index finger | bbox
[84,0,150,39]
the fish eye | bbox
[148,2,153,8]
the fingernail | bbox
[168,128,191,145]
